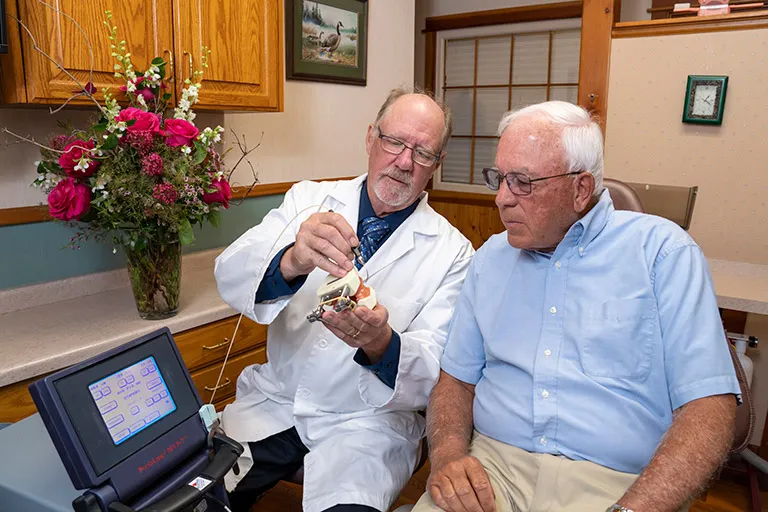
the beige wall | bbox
[224,0,415,186]
[606,29,768,445]
[605,29,768,266]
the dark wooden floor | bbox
[253,462,768,512]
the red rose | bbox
[116,107,162,134]
[48,178,91,221]
[203,178,232,209]
[58,140,100,178]
[164,118,199,147]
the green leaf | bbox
[125,119,137,127]
[179,218,195,245]
[208,209,221,228]
[92,122,108,132]
[162,93,172,102]
[100,133,119,150]
[151,57,165,66]
[193,142,207,165]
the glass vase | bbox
[124,236,182,320]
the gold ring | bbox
[353,329,361,338]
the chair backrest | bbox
[727,340,755,453]
[603,178,645,213]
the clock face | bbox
[692,84,718,116]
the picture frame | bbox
[682,75,728,125]
[285,0,368,86]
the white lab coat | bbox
[214,175,474,512]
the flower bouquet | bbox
[26,11,237,320]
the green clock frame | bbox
[682,75,728,125]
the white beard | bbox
[372,167,414,208]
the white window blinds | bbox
[439,27,581,189]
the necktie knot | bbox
[356,216,389,269]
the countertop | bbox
[0,250,767,388]
[0,249,237,387]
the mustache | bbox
[380,167,413,185]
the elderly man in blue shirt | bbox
[412,101,740,512]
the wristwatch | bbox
[606,505,634,512]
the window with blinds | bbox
[437,28,581,189]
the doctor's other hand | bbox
[427,451,497,512]
[321,304,392,363]
[280,212,359,280]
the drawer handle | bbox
[202,338,230,350]
[204,378,232,392]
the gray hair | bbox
[497,101,604,194]
[374,85,453,152]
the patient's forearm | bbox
[617,394,736,511]
[427,370,476,461]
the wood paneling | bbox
[0,0,27,103]
[427,190,504,249]
[424,31,437,94]
[0,373,46,423]
[613,10,768,37]
[578,0,616,130]
[173,0,283,111]
[190,344,266,404]
[15,0,175,105]
[423,2,583,32]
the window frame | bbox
[433,18,583,194]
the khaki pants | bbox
[412,431,639,512]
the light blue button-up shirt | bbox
[441,190,741,474]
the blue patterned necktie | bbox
[356,216,390,269]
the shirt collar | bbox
[358,179,420,231]
[566,188,614,257]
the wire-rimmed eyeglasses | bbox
[377,131,440,167]
[482,167,582,196]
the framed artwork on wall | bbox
[285,0,368,86]
[682,75,728,125]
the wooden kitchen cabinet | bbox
[173,0,284,111]
[0,0,283,111]
[0,314,268,423]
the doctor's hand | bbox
[428,451,497,512]
[280,212,359,281]
[321,304,392,363]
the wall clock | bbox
[682,75,728,125]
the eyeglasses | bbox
[377,131,440,167]
[482,167,582,196]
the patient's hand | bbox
[428,451,496,512]
[321,304,392,363]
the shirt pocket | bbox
[376,292,423,333]
[575,298,656,379]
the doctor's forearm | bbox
[427,371,476,462]
[617,394,735,511]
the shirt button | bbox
[549,306,557,314]
[544,349,552,357]
[555,261,561,269]
[541,390,550,399]
[540,436,547,446]
[578,247,584,255]
[318,340,328,349]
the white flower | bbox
[181,145,192,155]
[126,81,137,93]
[136,94,147,108]
[179,99,191,111]
[113,248,117,254]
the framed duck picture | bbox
[286,0,369,86]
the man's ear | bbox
[573,172,595,213]
[365,124,376,155]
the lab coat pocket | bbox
[576,298,656,379]
[376,293,424,334]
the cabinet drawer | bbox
[214,395,236,412]
[190,346,266,404]
[0,375,40,423]
[175,315,267,373]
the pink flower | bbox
[59,140,100,178]
[152,182,178,205]
[48,178,91,221]
[125,130,155,154]
[116,107,162,134]
[164,118,199,147]
[50,134,76,151]
[203,178,232,209]
[142,153,163,176]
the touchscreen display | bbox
[88,356,176,445]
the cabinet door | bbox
[17,1,174,105]
[174,0,283,111]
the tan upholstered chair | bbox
[603,178,645,213]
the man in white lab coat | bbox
[214,86,475,512]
